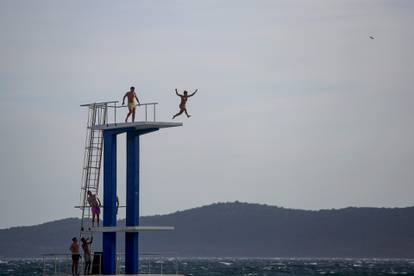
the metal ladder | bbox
[79,103,109,235]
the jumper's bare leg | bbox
[125,110,132,122]
[184,109,191,118]
[132,108,136,122]
[172,109,184,119]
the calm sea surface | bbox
[1,258,414,275]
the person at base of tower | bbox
[172,88,198,119]
[81,237,93,275]
[122,86,140,122]
[87,191,101,227]
[69,237,80,276]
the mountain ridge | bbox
[1,202,413,258]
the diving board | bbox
[91,121,182,131]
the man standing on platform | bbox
[122,86,140,122]
[87,191,101,227]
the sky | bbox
[0,0,413,229]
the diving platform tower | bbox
[80,101,181,275]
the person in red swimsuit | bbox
[87,191,101,227]
[122,86,140,122]
[172,88,198,119]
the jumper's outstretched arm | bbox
[188,89,198,97]
[175,88,182,97]
[122,93,128,105]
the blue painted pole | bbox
[103,131,117,275]
[125,130,140,274]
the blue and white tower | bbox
[80,102,181,275]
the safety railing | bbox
[42,252,181,275]
[112,102,158,123]
[42,254,86,276]
[81,101,159,127]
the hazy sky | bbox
[0,0,413,228]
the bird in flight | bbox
[369,36,375,39]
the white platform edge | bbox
[90,226,175,232]
[91,121,182,131]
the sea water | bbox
[1,258,414,275]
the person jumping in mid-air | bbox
[172,88,198,119]
[122,86,140,122]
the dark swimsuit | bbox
[72,254,80,262]
[180,96,188,109]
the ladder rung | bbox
[85,146,101,150]
[88,185,98,190]
[87,184,98,188]
[81,187,99,190]
[84,166,100,169]
[88,157,101,160]
[86,182,98,185]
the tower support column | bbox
[103,131,117,275]
[125,130,140,274]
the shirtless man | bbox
[70,237,80,276]
[172,88,198,119]
[81,237,93,275]
[122,86,140,122]
[87,191,101,227]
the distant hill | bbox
[1,202,414,258]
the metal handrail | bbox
[110,102,158,123]
[83,100,159,124]
[80,100,118,107]
[42,252,178,257]
[42,252,181,275]
[107,102,159,108]
[81,101,159,125]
